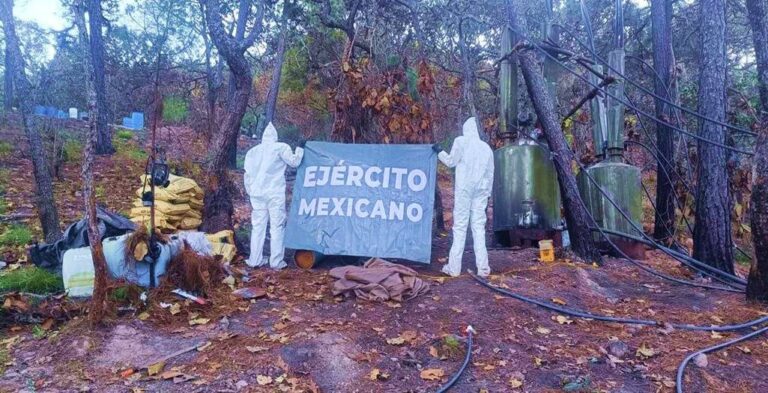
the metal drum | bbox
[577,161,645,258]
[493,139,562,246]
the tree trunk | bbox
[200,0,261,232]
[3,42,12,111]
[693,0,734,274]
[746,0,768,302]
[651,0,676,243]
[458,19,480,137]
[0,0,61,243]
[223,0,250,169]
[87,0,114,155]
[264,28,287,125]
[506,0,600,262]
[72,0,109,323]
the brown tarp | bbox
[329,258,430,302]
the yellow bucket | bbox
[538,239,554,262]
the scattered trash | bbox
[29,207,136,274]
[171,289,206,305]
[164,243,225,296]
[329,258,430,302]
[538,239,554,262]
[231,287,266,300]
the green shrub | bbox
[115,129,134,140]
[114,139,147,162]
[0,266,63,294]
[0,141,12,159]
[163,96,189,123]
[62,138,83,162]
[0,198,7,215]
[0,169,8,193]
[0,225,33,246]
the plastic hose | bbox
[676,325,768,393]
[469,271,767,332]
[436,325,475,393]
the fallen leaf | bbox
[450,307,463,313]
[160,370,184,380]
[636,344,656,359]
[196,342,212,352]
[369,368,380,381]
[429,346,439,358]
[555,315,573,325]
[232,287,267,300]
[138,312,150,321]
[738,346,752,354]
[147,361,165,376]
[420,368,444,381]
[120,368,135,378]
[536,327,551,335]
[256,375,272,385]
[386,336,405,345]
[711,331,724,339]
[551,297,567,305]
[222,275,236,290]
[40,318,54,331]
[509,377,523,389]
[246,346,269,353]
[169,303,181,315]
[189,318,210,326]
[172,374,196,383]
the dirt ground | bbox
[1,122,768,392]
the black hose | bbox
[508,25,755,155]
[597,228,747,288]
[676,325,768,393]
[469,271,766,332]
[556,24,757,137]
[436,326,474,393]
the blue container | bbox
[33,105,46,116]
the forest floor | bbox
[1,120,767,392]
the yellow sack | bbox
[130,215,173,231]
[178,217,202,230]
[165,175,199,195]
[183,209,202,219]
[206,230,235,245]
[210,242,236,263]
[188,198,204,210]
[134,187,190,204]
[131,200,190,217]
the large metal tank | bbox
[577,161,643,242]
[493,138,562,245]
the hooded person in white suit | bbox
[433,117,494,277]
[243,122,305,269]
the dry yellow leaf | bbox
[386,336,405,345]
[147,361,165,376]
[555,315,574,325]
[509,377,523,389]
[169,303,181,315]
[536,327,551,335]
[711,331,724,339]
[246,346,268,353]
[636,344,656,359]
[420,368,444,381]
[133,242,148,261]
[256,375,272,385]
[138,312,150,321]
[369,368,381,381]
[429,346,439,358]
[189,318,210,326]
[551,297,567,305]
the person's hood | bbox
[262,122,278,143]
[462,117,479,139]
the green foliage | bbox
[31,325,47,340]
[62,138,83,163]
[0,169,8,194]
[0,198,7,215]
[0,225,33,246]
[240,109,261,136]
[0,266,63,294]
[735,248,752,266]
[163,96,189,123]
[0,141,12,159]
[236,156,246,170]
[114,139,147,162]
[281,44,309,93]
[115,129,134,140]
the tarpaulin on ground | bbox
[29,207,136,274]
[284,142,437,263]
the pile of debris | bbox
[130,174,204,231]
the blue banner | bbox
[285,142,437,263]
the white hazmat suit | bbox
[437,117,495,277]
[244,123,304,269]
